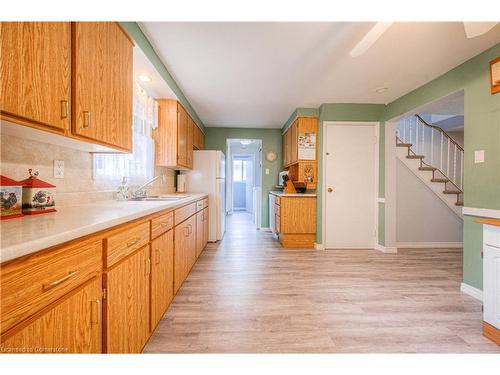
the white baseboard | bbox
[375,244,398,253]
[314,243,325,251]
[460,282,483,302]
[463,207,500,219]
[396,242,463,249]
[258,227,272,232]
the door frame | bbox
[321,121,380,249]
[231,153,255,212]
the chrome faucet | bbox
[130,176,161,200]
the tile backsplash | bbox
[0,134,176,207]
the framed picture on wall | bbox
[490,57,500,94]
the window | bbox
[233,159,247,182]
[93,83,157,184]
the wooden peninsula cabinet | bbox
[0,22,133,152]
[0,196,209,354]
[273,193,317,248]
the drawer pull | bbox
[155,249,161,265]
[160,222,169,227]
[60,100,69,119]
[184,226,190,237]
[126,238,140,247]
[83,111,91,128]
[91,299,101,325]
[42,271,77,292]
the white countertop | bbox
[0,193,207,264]
[270,191,317,197]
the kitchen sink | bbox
[130,195,189,201]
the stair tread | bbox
[443,190,463,194]
[455,201,464,206]
[396,143,412,147]
[406,155,425,159]
[419,166,437,171]
[431,178,449,183]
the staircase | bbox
[396,115,464,218]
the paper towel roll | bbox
[177,174,187,193]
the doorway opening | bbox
[226,139,263,229]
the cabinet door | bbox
[106,245,150,353]
[290,120,298,164]
[177,104,188,167]
[196,211,204,258]
[72,22,133,151]
[186,116,194,168]
[203,208,209,248]
[484,244,500,328]
[174,220,188,294]
[0,22,70,132]
[151,230,174,330]
[1,277,102,354]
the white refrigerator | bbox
[185,150,226,241]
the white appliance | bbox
[269,193,276,235]
[483,224,500,331]
[185,150,226,242]
[278,171,288,186]
[176,174,187,193]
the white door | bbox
[324,122,378,249]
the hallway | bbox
[144,212,500,353]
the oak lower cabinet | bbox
[275,195,316,248]
[1,277,102,353]
[150,229,174,330]
[174,215,196,294]
[104,245,150,353]
[0,22,71,133]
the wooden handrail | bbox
[415,114,464,152]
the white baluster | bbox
[440,133,444,171]
[461,150,464,190]
[453,144,457,187]
[430,129,434,165]
[447,138,450,177]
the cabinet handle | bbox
[42,271,77,292]
[91,299,101,325]
[146,258,151,275]
[60,100,69,119]
[126,238,140,247]
[188,224,193,234]
[184,226,189,237]
[83,111,91,128]
[160,222,168,227]
[155,249,161,265]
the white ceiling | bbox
[139,22,500,128]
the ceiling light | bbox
[350,22,393,57]
[463,22,498,38]
[138,74,152,83]
[375,87,388,94]
[240,140,252,146]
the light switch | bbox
[265,168,270,175]
[474,150,485,163]
[54,160,64,178]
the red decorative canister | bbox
[20,169,56,215]
[0,175,24,220]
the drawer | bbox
[151,211,174,239]
[196,199,204,212]
[1,239,102,334]
[276,196,281,205]
[203,198,209,208]
[275,204,281,217]
[175,202,196,225]
[106,221,150,267]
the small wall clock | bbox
[265,151,277,162]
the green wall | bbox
[316,103,387,243]
[121,22,205,132]
[381,43,500,289]
[204,127,283,227]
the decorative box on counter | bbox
[0,175,24,220]
[20,169,56,215]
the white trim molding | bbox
[460,282,483,301]
[375,244,398,253]
[258,227,272,232]
[463,207,500,219]
[396,242,463,249]
[314,243,325,251]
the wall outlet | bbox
[265,168,270,175]
[474,150,485,163]
[54,160,65,178]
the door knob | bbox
[328,187,334,193]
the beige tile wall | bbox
[0,134,176,206]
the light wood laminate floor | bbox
[144,212,500,353]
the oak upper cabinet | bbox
[174,215,196,294]
[1,277,102,354]
[105,245,150,353]
[155,99,194,169]
[150,230,174,330]
[0,22,71,133]
[193,122,204,150]
[72,22,133,151]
